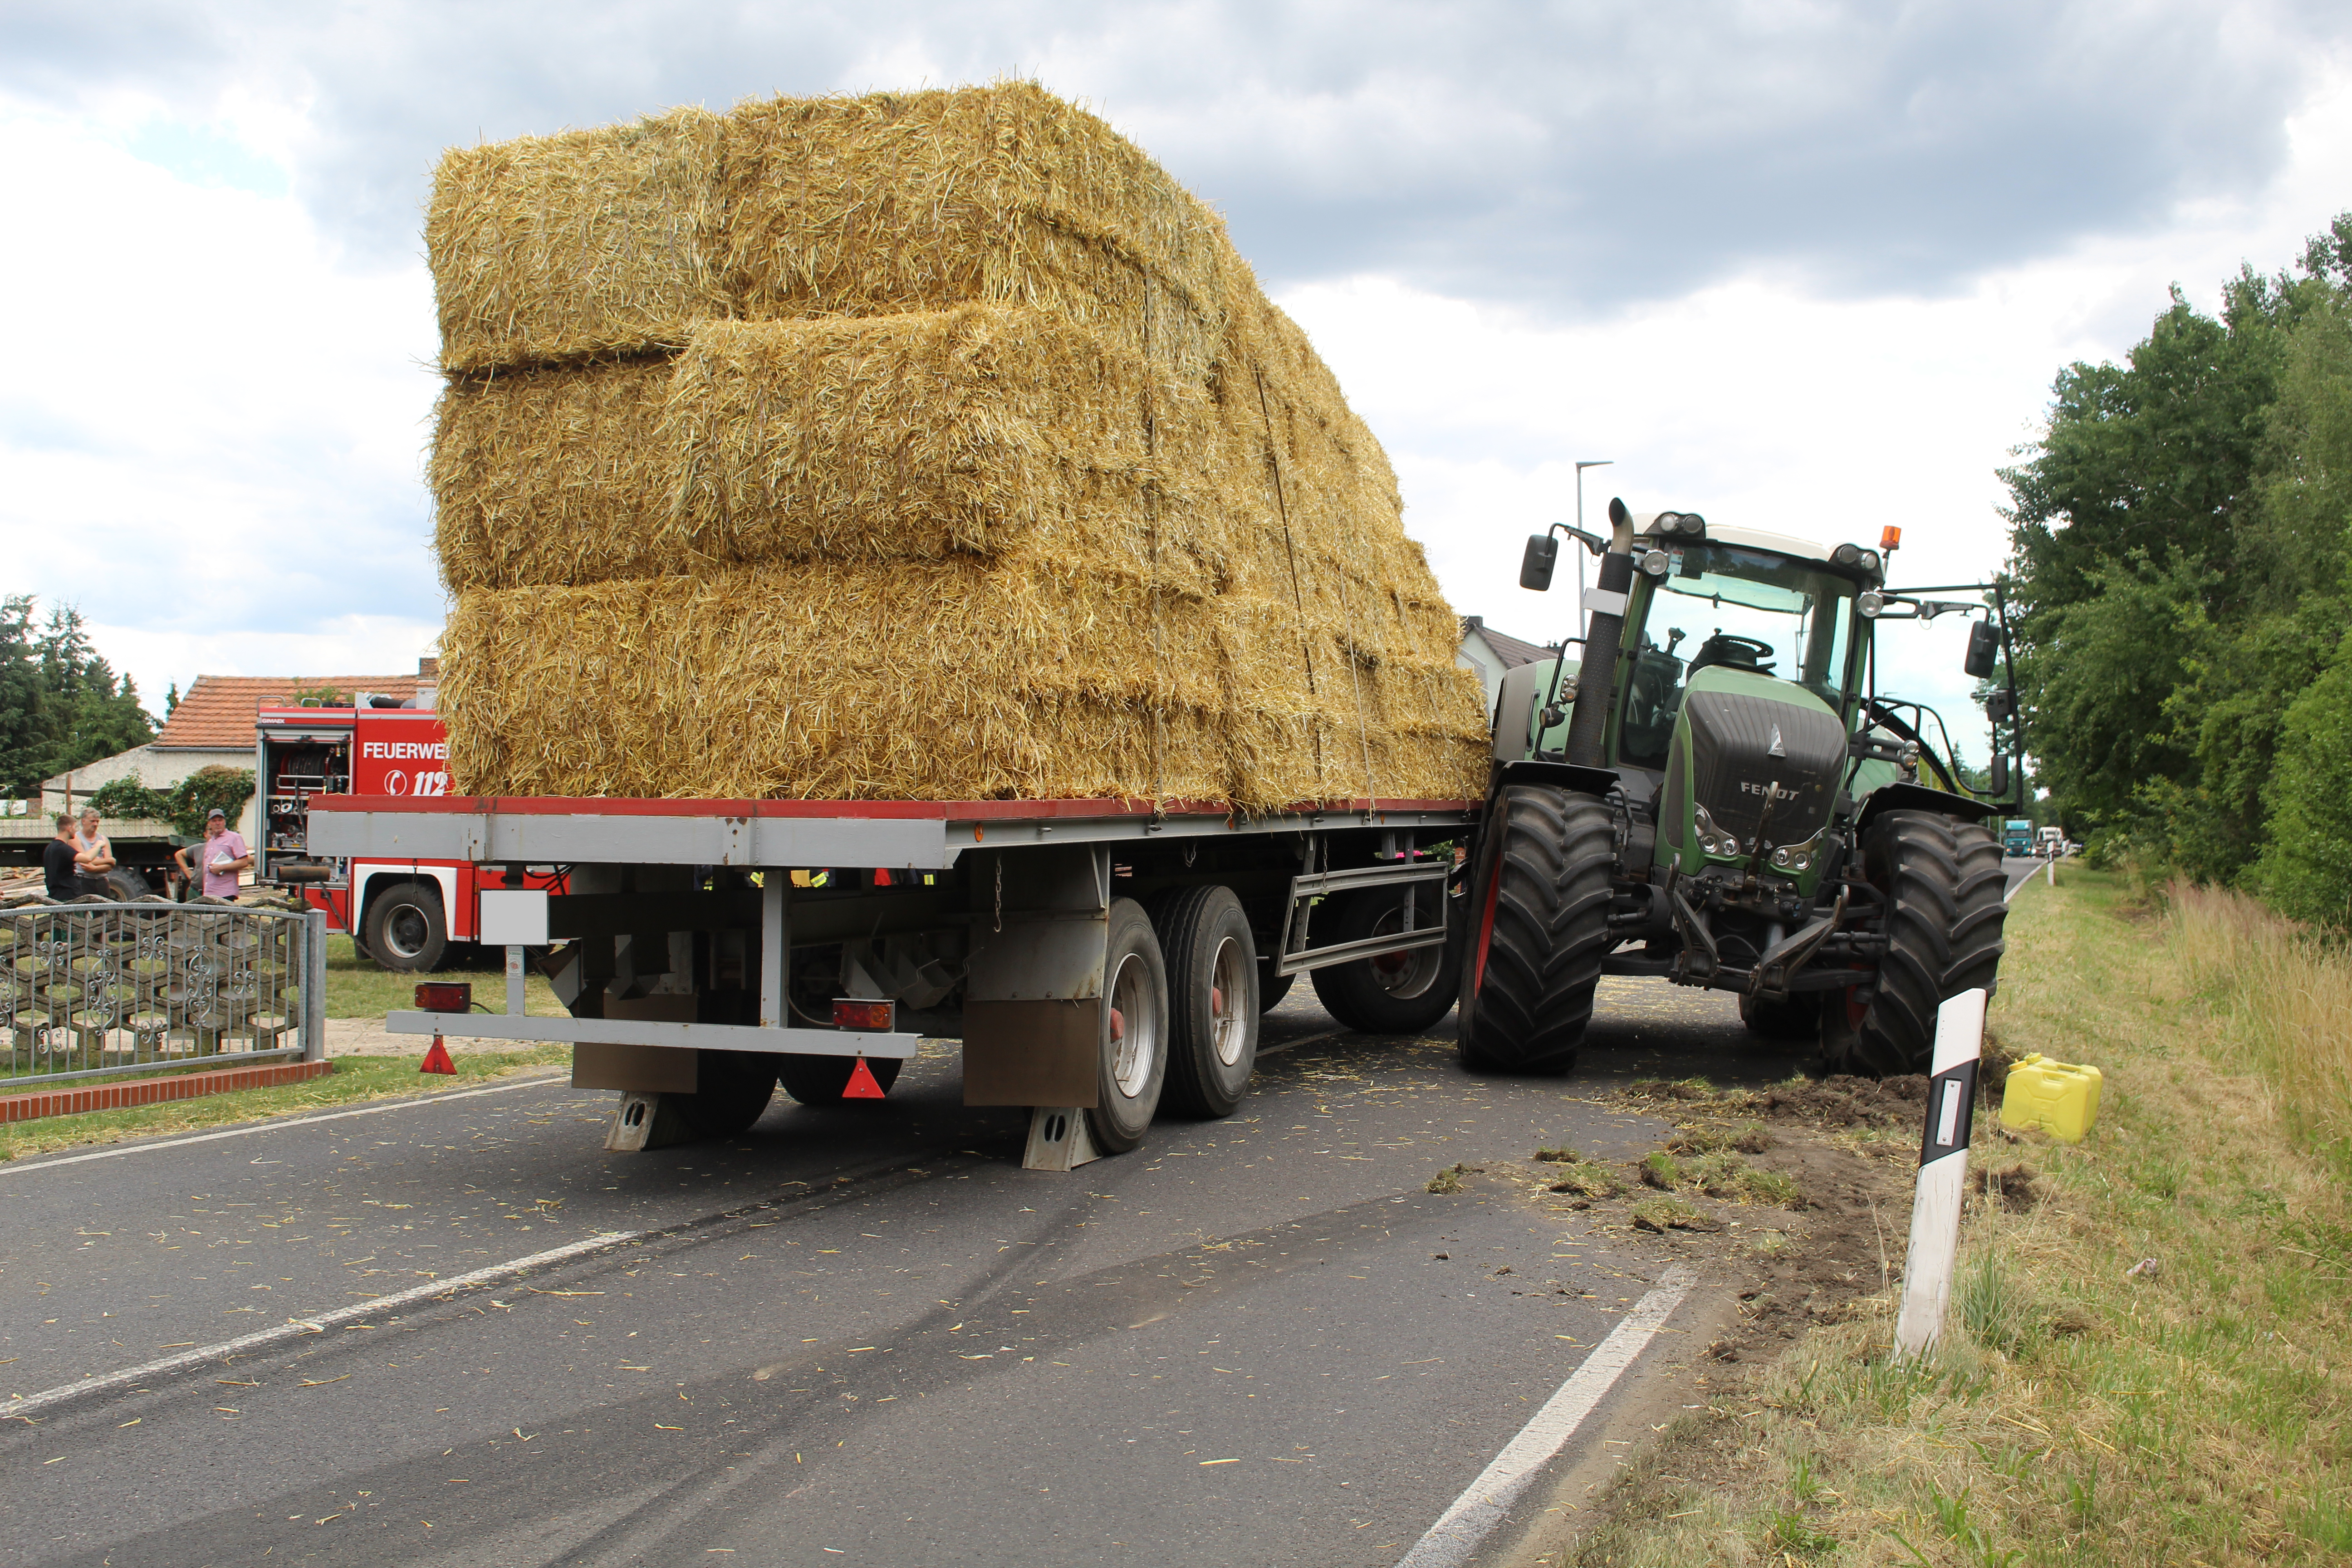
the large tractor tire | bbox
[1308,886,1460,1036]
[1147,885,1259,1119]
[1456,784,1614,1075]
[1823,809,2008,1077]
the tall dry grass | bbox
[2166,877,2352,1147]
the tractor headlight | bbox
[1640,549,1670,576]
[1771,847,1792,868]
[1857,591,1885,618]
[1862,550,1881,575]
[1833,543,1861,566]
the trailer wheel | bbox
[1824,810,2008,1077]
[1456,785,1612,1075]
[1087,898,1168,1154]
[363,881,447,973]
[1309,887,1460,1035]
[777,1054,903,1105]
[674,1049,779,1139]
[1147,885,1258,1119]
[1258,965,1295,1014]
[1739,992,1821,1041]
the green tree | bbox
[2254,635,2352,925]
[0,596,45,797]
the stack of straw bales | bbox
[426,83,1489,807]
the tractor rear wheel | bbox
[1456,784,1614,1075]
[1824,809,2008,1077]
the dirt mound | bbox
[1757,1073,1927,1127]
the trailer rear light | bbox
[416,982,472,1013]
[833,999,896,1031]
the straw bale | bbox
[669,309,1224,592]
[441,558,1228,802]
[429,108,728,375]
[721,85,1230,378]
[434,358,679,592]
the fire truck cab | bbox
[256,696,563,971]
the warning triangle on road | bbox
[843,1055,886,1099]
[420,1036,458,1075]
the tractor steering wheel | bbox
[1690,632,1775,673]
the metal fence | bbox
[1,900,325,1088]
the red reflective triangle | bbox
[843,1055,886,1099]
[420,1036,458,1075]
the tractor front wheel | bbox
[1456,784,1614,1075]
[1824,809,2008,1077]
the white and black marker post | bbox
[1892,987,1988,1359]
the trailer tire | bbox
[1087,898,1168,1154]
[674,1049,779,1139]
[1309,886,1460,1035]
[1824,810,2008,1077]
[1740,991,1821,1041]
[1147,885,1259,1119]
[362,881,448,973]
[777,1054,903,1105]
[1258,965,1294,1014]
[1456,785,1612,1075]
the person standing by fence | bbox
[180,807,252,901]
[73,805,116,891]
[44,814,87,899]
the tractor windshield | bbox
[1616,542,1861,769]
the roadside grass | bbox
[1571,870,2352,1566]
[0,1044,569,1163]
[321,936,567,1019]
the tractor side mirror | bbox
[1519,534,1558,592]
[1964,619,1999,678]
[1987,750,2009,796]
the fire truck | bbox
[256,695,563,971]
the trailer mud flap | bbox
[962,999,1100,1107]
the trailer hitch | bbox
[1747,885,1848,1001]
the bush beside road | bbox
[1563,871,2352,1566]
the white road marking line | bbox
[1393,1264,1698,1568]
[5,1229,639,1422]
[1,1071,572,1176]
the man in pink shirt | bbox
[176,807,253,901]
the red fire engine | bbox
[255,696,563,971]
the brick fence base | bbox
[0,1059,336,1124]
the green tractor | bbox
[1458,500,2022,1078]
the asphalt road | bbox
[1,868,2048,1568]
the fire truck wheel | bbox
[363,881,448,972]
[1146,885,1258,1119]
[1088,898,1168,1154]
[1309,886,1462,1035]
[675,1050,779,1139]
[777,1054,903,1104]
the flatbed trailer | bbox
[310,793,1478,1169]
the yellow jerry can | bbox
[2000,1053,2103,1143]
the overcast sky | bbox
[6,0,2352,760]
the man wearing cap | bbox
[175,808,252,901]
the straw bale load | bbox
[426,83,1488,808]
